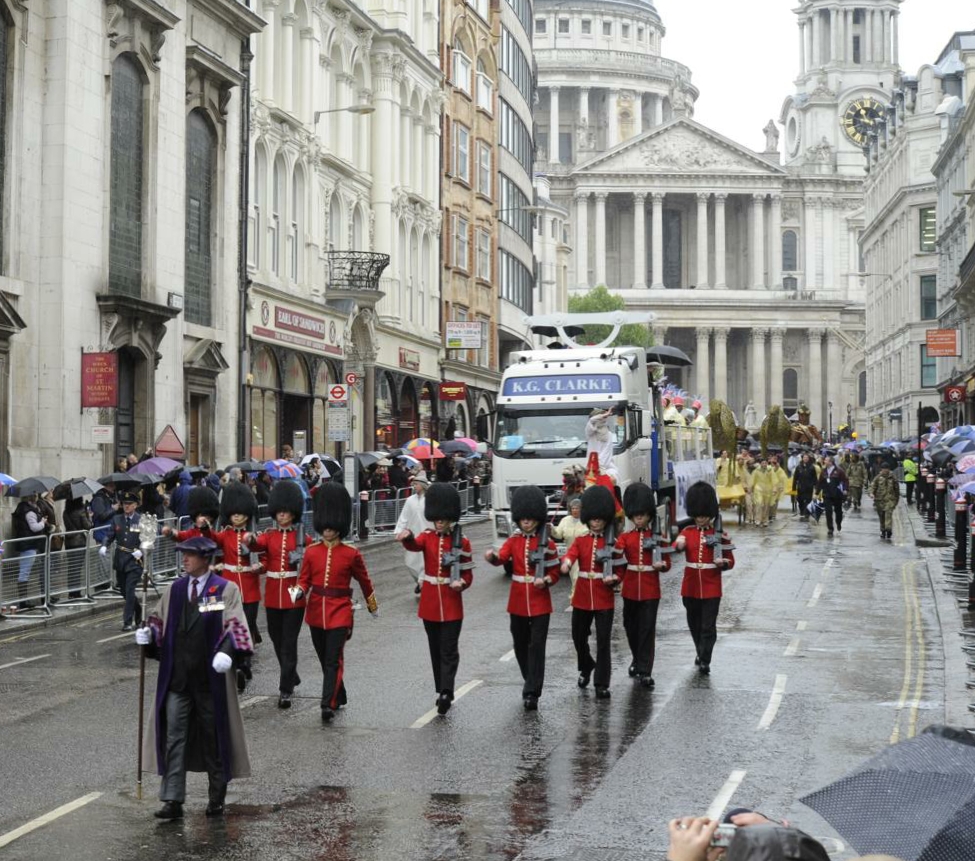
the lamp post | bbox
[314,103,376,124]
[846,403,852,438]
[828,401,833,444]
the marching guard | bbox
[161,487,220,542]
[399,482,473,715]
[673,482,735,675]
[561,485,623,699]
[614,483,671,689]
[250,480,311,709]
[484,485,559,710]
[99,489,147,631]
[295,483,378,723]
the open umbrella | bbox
[300,453,323,467]
[53,477,103,501]
[7,475,61,497]
[404,438,440,452]
[226,459,267,473]
[800,727,975,861]
[355,451,386,468]
[930,448,955,469]
[128,457,183,475]
[265,459,301,479]
[956,481,975,495]
[956,455,975,474]
[646,345,692,367]
[0,472,16,487]
[950,439,975,457]
[136,472,165,487]
[439,439,475,455]
[409,445,445,460]
[97,471,143,489]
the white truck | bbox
[486,313,715,546]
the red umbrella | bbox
[410,445,444,460]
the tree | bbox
[566,286,655,348]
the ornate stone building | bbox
[536,0,878,437]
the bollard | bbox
[472,476,482,514]
[926,472,937,524]
[935,475,947,538]
[918,468,928,515]
[954,498,969,571]
[358,490,370,542]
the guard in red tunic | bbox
[484,485,559,711]
[250,480,311,708]
[614,483,671,689]
[561,485,623,699]
[673,481,735,675]
[398,483,473,716]
[295,483,377,723]
[161,487,220,542]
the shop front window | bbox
[376,372,396,448]
[280,352,311,458]
[419,382,435,439]
[313,362,333,456]
[399,379,418,444]
[250,345,279,461]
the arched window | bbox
[329,193,342,251]
[290,166,304,282]
[281,351,310,394]
[452,38,472,94]
[252,147,267,269]
[312,362,333,456]
[0,10,9,270]
[272,156,287,275]
[475,57,493,112]
[783,368,799,410]
[782,229,798,271]
[250,345,279,461]
[376,372,395,447]
[858,370,867,408]
[185,110,216,325]
[110,55,145,297]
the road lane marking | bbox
[890,562,915,744]
[891,561,926,742]
[0,791,102,849]
[499,649,516,662]
[757,674,788,730]
[705,769,748,821]
[796,620,807,631]
[807,584,823,608]
[239,696,266,710]
[96,631,135,644]
[411,679,483,728]
[783,638,800,657]
[908,564,926,738]
[0,654,51,672]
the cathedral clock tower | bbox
[780,0,902,175]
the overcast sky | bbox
[659,0,973,152]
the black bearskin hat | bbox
[314,482,352,538]
[267,479,305,520]
[187,487,220,521]
[219,481,258,527]
[685,481,719,520]
[623,482,655,520]
[510,485,547,524]
[424,482,461,523]
[580,485,615,525]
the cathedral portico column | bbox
[579,86,590,126]
[594,192,608,286]
[695,328,711,402]
[770,194,783,289]
[822,199,834,288]
[607,89,619,148]
[769,328,785,407]
[750,328,768,419]
[653,94,663,126]
[807,329,824,428]
[651,192,664,289]
[714,194,727,289]
[826,331,841,422]
[881,10,890,63]
[798,20,806,75]
[752,194,765,289]
[575,192,590,288]
[549,86,560,164]
[696,193,710,289]
[712,328,729,403]
[280,12,297,112]
[633,192,647,289]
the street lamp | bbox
[846,402,853,436]
[828,401,833,443]
[314,103,375,124]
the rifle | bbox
[530,521,551,581]
[704,512,736,563]
[288,521,306,568]
[642,529,674,567]
[447,522,464,583]
[594,520,619,568]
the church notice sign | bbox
[926,329,960,357]
[81,351,118,408]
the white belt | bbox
[686,563,717,570]
[511,575,539,584]
[219,564,255,574]
[627,565,656,572]
[577,571,606,580]
[421,574,451,585]
[266,570,297,579]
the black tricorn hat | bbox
[623,482,655,520]
[685,481,719,519]
[314,482,352,538]
[580,485,615,525]
[219,480,258,526]
[267,479,305,520]
[187,486,220,521]
[424,482,461,523]
[511,485,547,524]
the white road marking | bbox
[499,649,516,662]
[0,654,51,671]
[704,769,748,821]
[757,674,788,730]
[411,679,483,729]
[239,696,266,710]
[796,620,808,631]
[96,631,135,644]
[783,638,801,657]
[0,792,102,849]
[807,584,824,608]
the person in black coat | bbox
[63,497,93,598]
[791,454,818,521]
[815,456,848,536]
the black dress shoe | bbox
[640,675,655,689]
[694,656,701,666]
[594,687,611,699]
[523,694,538,711]
[578,666,593,688]
[628,663,636,678]
[236,669,247,693]
[321,707,335,723]
[205,801,224,817]
[277,693,292,709]
[254,631,263,644]
[154,801,184,820]
[437,693,452,715]
[698,663,711,675]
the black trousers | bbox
[905,482,915,504]
[242,600,262,644]
[622,598,660,678]
[571,607,614,689]
[115,558,142,626]
[160,689,225,804]
[682,596,721,666]
[796,490,813,518]
[877,507,895,534]
[423,619,462,695]
[310,626,348,709]
[823,497,844,532]
[265,607,303,694]
[509,613,550,698]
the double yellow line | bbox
[890,559,925,744]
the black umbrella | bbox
[226,459,267,474]
[930,447,955,469]
[800,728,975,861]
[646,345,693,367]
[136,472,165,486]
[185,464,208,477]
[53,477,103,501]
[8,475,61,497]
[439,439,475,455]
[97,472,143,489]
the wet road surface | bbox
[0,501,940,859]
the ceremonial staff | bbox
[135,513,158,801]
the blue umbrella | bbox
[0,472,16,486]
[956,481,975,495]
[949,439,975,457]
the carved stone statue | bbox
[743,400,759,433]
[763,120,780,153]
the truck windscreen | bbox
[494,406,626,458]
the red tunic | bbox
[402,530,473,622]
[211,527,262,604]
[563,533,619,612]
[489,531,560,617]
[614,529,672,601]
[676,525,735,599]
[172,526,210,543]
[251,526,312,610]
[297,540,376,630]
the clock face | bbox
[841,97,886,145]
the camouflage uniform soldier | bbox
[846,454,868,512]
[868,465,900,541]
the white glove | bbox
[135,627,152,646]
[287,586,304,603]
[99,546,108,558]
[132,549,143,561]
[211,652,233,674]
